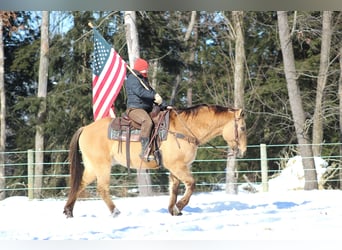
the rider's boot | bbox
[139,137,154,161]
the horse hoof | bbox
[171,206,182,216]
[63,208,73,218]
[112,207,121,217]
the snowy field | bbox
[0,189,341,241]
[1,155,341,249]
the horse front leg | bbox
[168,168,195,216]
[168,173,180,215]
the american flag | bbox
[92,28,126,121]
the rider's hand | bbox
[154,93,163,105]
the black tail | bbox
[64,127,84,216]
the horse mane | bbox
[175,104,236,118]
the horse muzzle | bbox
[236,149,246,158]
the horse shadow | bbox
[157,200,311,214]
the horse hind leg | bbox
[63,183,89,218]
[96,172,120,217]
[63,168,96,218]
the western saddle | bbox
[108,106,170,172]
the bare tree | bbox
[277,11,318,190]
[124,11,139,67]
[34,11,49,198]
[0,11,17,200]
[233,11,245,110]
[184,11,197,107]
[0,13,6,200]
[124,11,152,196]
[312,11,333,156]
[226,11,245,194]
[339,46,342,189]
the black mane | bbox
[175,104,236,118]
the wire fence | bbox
[1,143,342,200]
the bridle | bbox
[169,108,243,156]
[228,112,243,156]
[167,109,200,147]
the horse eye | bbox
[240,126,246,132]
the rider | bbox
[125,58,168,161]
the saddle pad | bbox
[108,127,141,142]
[107,111,169,142]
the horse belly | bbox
[110,141,160,169]
[159,140,198,169]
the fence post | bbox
[27,149,34,200]
[260,144,268,192]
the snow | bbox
[267,156,329,191]
[0,190,341,240]
[0,155,340,242]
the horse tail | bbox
[67,127,84,201]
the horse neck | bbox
[172,109,233,145]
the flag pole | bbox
[88,22,149,90]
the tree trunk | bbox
[34,11,49,198]
[233,11,245,110]
[277,11,318,190]
[124,11,152,196]
[226,11,245,195]
[338,46,342,189]
[226,151,238,194]
[185,11,197,107]
[312,11,332,156]
[170,74,181,106]
[0,16,6,200]
[124,11,140,66]
[150,60,158,89]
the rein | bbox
[227,115,241,157]
[168,109,200,147]
[169,108,241,156]
[168,130,200,147]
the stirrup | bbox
[140,153,155,162]
[139,148,155,162]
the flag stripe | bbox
[92,29,126,121]
[93,51,117,109]
[92,49,116,100]
[93,53,125,119]
[93,55,125,119]
[93,50,121,106]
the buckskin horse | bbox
[63,104,247,218]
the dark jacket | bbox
[125,71,167,112]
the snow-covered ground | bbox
[267,156,329,191]
[0,189,341,240]
[0,155,340,242]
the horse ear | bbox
[237,109,244,118]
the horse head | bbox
[223,109,247,158]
